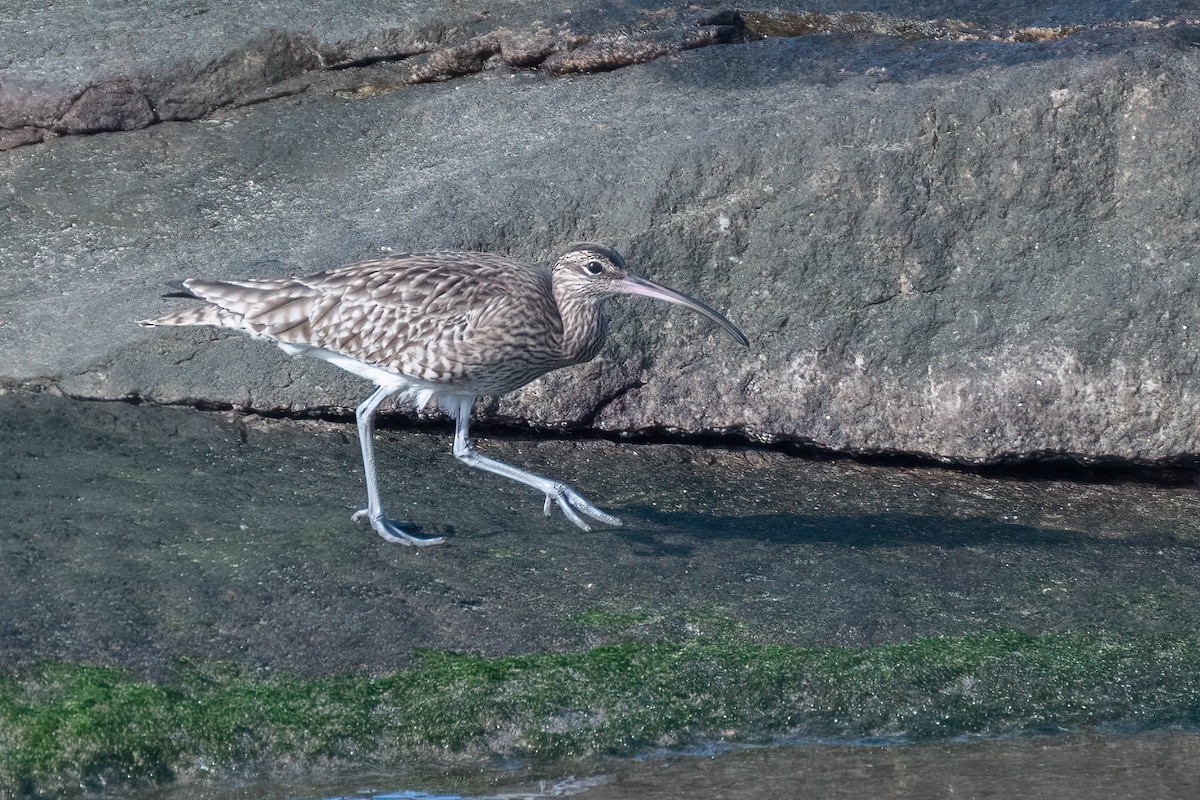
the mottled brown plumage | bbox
[142,242,748,545]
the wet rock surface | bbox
[4,391,1200,680]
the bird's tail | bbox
[138,304,247,329]
[138,277,316,336]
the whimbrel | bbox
[141,243,748,545]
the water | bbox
[581,733,1200,799]
[126,732,1200,799]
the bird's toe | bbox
[353,509,445,546]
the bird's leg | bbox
[443,395,622,531]
[351,385,445,546]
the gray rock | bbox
[0,1,727,146]
[58,80,157,134]
[3,2,1189,147]
[5,392,1200,679]
[2,4,1199,464]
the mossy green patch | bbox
[3,630,1200,796]
[568,608,654,631]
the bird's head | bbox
[552,243,749,346]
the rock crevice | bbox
[5,5,1194,150]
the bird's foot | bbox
[542,483,623,532]
[352,509,445,546]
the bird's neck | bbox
[555,288,608,365]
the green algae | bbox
[568,609,655,631]
[3,630,1200,796]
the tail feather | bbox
[138,305,247,329]
[139,277,320,340]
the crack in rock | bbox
[7,8,1188,151]
[730,9,1087,43]
[58,80,157,134]
[343,20,751,89]
[578,379,649,429]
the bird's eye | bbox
[584,260,604,276]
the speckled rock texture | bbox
[7,392,1200,679]
[2,2,1198,464]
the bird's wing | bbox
[146,253,563,388]
[296,254,562,385]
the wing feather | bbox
[145,252,565,391]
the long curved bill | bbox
[617,275,750,346]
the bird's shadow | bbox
[611,505,1192,558]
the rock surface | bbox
[2,2,1199,464]
[6,391,1200,680]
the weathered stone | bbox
[59,80,156,134]
[540,24,754,76]
[1,4,1199,465]
[7,3,1186,150]
[0,126,47,149]
[5,392,1200,679]
[150,31,324,121]
[0,1,719,149]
